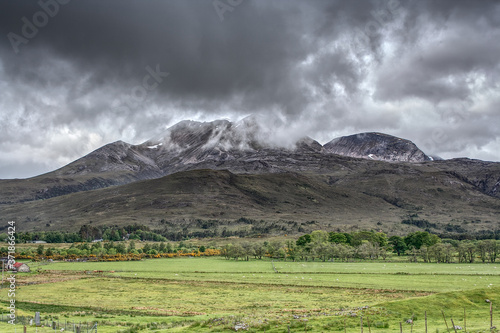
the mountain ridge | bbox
[1,117,499,236]
[0,118,498,209]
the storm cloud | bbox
[0,0,499,178]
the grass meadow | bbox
[1,257,500,332]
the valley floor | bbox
[1,258,500,332]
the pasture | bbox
[1,257,500,332]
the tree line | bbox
[3,227,500,264]
[222,230,500,263]
[0,240,220,261]
[5,224,167,243]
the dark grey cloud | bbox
[0,0,499,178]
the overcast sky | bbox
[0,0,499,178]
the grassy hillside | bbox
[1,166,499,235]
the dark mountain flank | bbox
[1,118,499,235]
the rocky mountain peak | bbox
[143,116,295,155]
[324,132,431,163]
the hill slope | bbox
[2,163,499,236]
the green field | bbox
[2,258,500,332]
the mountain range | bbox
[1,117,499,237]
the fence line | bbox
[0,315,97,333]
[0,306,496,332]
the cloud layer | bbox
[0,0,499,178]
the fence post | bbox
[450,318,458,333]
[463,308,466,332]
[360,316,363,333]
[399,322,403,333]
[425,311,428,333]
[442,310,450,332]
[490,301,494,330]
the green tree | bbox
[464,241,476,263]
[147,249,158,255]
[355,242,373,260]
[115,243,126,254]
[286,240,299,261]
[241,242,255,261]
[419,246,429,263]
[333,244,354,262]
[79,243,90,251]
[404,231,440,249]
[486,240,499,263]
[45,248,54,257]
[267,241,283,258]
[253,243,266,259]
[110,230,121,242]
[127,241,136,253]
[477,241,489,263]
[143,243,151,253]
[310,230,329,243]
[296,234,312,247]
[229,244,244,260]
[37,245,45,255]
[351,231,388,247]
[457,242,468,263]
[329,232,347,244]
[389,236,407,256]
[342,233,353,246]
[221,244,232,260]
[67,248,82,256]
[159,242,167,253]
[313,242,333,262]
[91,242,102,251]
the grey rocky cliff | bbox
[324,132,432,163]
